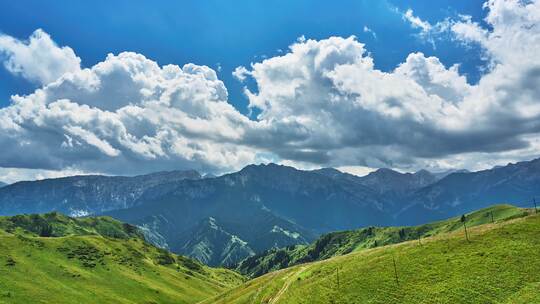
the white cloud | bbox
[0,167,96,184]
[232,65,250,82]
[0,0,539,180]
[403,9,432,33]
[363,26,377,39]
[400,9,456,49]
[337,166,376,177]
[0,49,259,176]
[239,0,540,170]
[0,29,81,84]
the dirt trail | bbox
[268,266,307,304]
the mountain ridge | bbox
[0,157,539,267]
[0,169,202,216]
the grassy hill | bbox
[237,204,528,277]
[0,213,244,304]
[209,207,539,303]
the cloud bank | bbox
[0,0,539,179]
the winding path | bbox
[268,266,307,304]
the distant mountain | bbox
[0,170,201,216]
[1,157,539,267]
[399,158,540,224]
[356,168,437,194]
[108,163,380,265]
[432,169,470,180]
[312,167,437,212]
[0,181,6,188]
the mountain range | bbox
[0,170,201,216]
[0,157,539,266]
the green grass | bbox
[209,208,539,303]
[0,213,244,304]
[0,212,143,239]
[237,204,529,278]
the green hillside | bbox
[237,204,528,278]
[0,213,244,304]
[210,208,540,303]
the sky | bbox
[0,0,539,182]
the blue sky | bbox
[0,0,486,113]
[1,0,539,182]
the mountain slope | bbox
[204,210,540,304]
[0,182,6,188]
[400,158,540,224]
[108,159,540,266]
[177,217,256,267]
[0,213,244,304]
[106,163,385,264]
[236,204,528,277]
[0,170,201,216]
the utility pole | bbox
[461,215,470,242]
[490,211,494,224]
[392,255,399,286]
[534,198,538,214]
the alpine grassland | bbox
[0,213,244,304]
[206,206,540,303]
[237,204,529,277]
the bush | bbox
[156,249,175,265]
[5,257,16,266]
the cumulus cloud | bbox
[239,0,540,170]
[0,49,260,175]
[232,65,250,82]
[0,29,81,84]
[0,0,539,179]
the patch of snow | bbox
[69,209,89,217]
[230,234,248,246]
[208,217,219,230]
[271,225,300,239]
